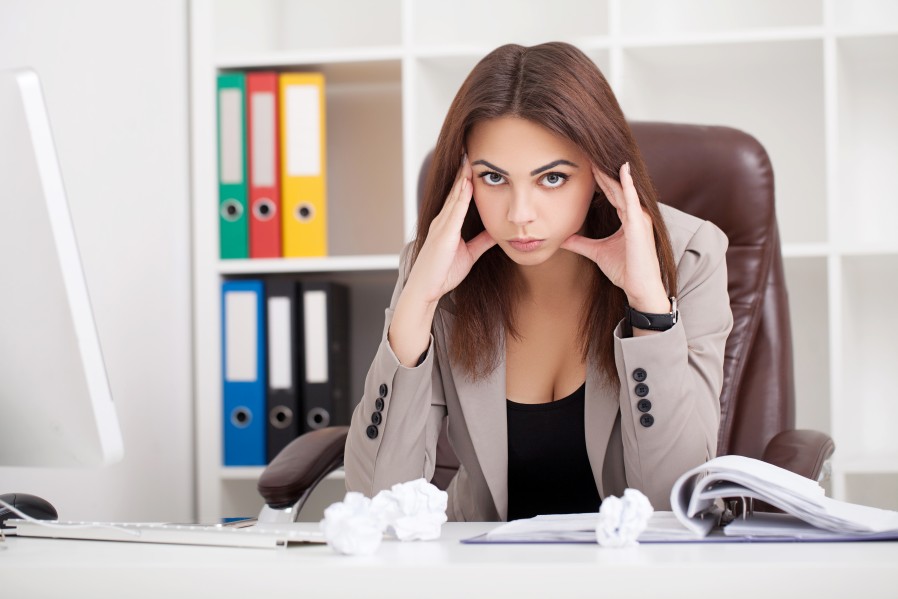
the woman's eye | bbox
[541,172,569,188]
[479,172,506,186]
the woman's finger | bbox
[561,233,599,260]
[450,159,469,203]
[619,162,641,214]
[619,162,656,239]
[467,229,497,262]
[449,155,473,202]
[593,164,625,215]
[432,159,470,229]
[448,175,474,228]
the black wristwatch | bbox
[627,297,678,331]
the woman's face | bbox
[466,116,595,266]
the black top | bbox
[506,382,602,521]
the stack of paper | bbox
[672,455,898,538]
[468,455,898,544]
[481,512,697,543]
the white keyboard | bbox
[9,519,326,549]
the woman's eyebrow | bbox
[531,159,579,175]
[471,160,508,175]
[471,159,579,177]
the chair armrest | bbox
[257,426,349,508]
[761,429,835,482]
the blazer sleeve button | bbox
[371,412,382,426]
[637,398,652,413]
[639,414,655,428]
[375,397,385,412]
[379,383,389,398]
[635,383,649,397]
[632,368,647,382]
[366,425,379,439]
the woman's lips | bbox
[507,238,545,252]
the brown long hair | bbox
[414,42,677,384]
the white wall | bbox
[0,0,194,522]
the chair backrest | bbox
[417,122,796,489]
[630,122,795,458]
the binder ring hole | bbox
[253,198,276,221]
[295,203,314,223]
[307,407,330,430]
[230,407,252,429]
[221,199,244,222]
[270,406,294,430]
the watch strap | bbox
[627,297,678,331]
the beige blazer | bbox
[345,204,733,521]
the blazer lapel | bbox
[450,328,509,521]
[584,354,620,500]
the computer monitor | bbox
[0,68,124,467]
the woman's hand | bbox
[388,155,496,366]
[561,162,670,314]
[403,155,497,306]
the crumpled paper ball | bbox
[320,492,385,556]
[371,478,448,541]
[320,479,449,555]
[595,488,654,548]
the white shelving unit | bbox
[190,0,898,521]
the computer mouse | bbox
[0,492,58,528]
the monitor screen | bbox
[0,68,124,467]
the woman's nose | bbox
[507,190,536,225]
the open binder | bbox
[465,455,898,544]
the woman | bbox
[345,42,733,521]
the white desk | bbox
[3,523,897,598]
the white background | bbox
[0,0,193,522]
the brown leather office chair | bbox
[257,122,835,514]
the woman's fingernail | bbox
[463,153,468,165]
[625,162,631,176]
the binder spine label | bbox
[285,85,322,176]
[225,291,257,381]
[268,296,292,389]
[219,89,244,184]
[304,290,328,384]
[251,92,277,186]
